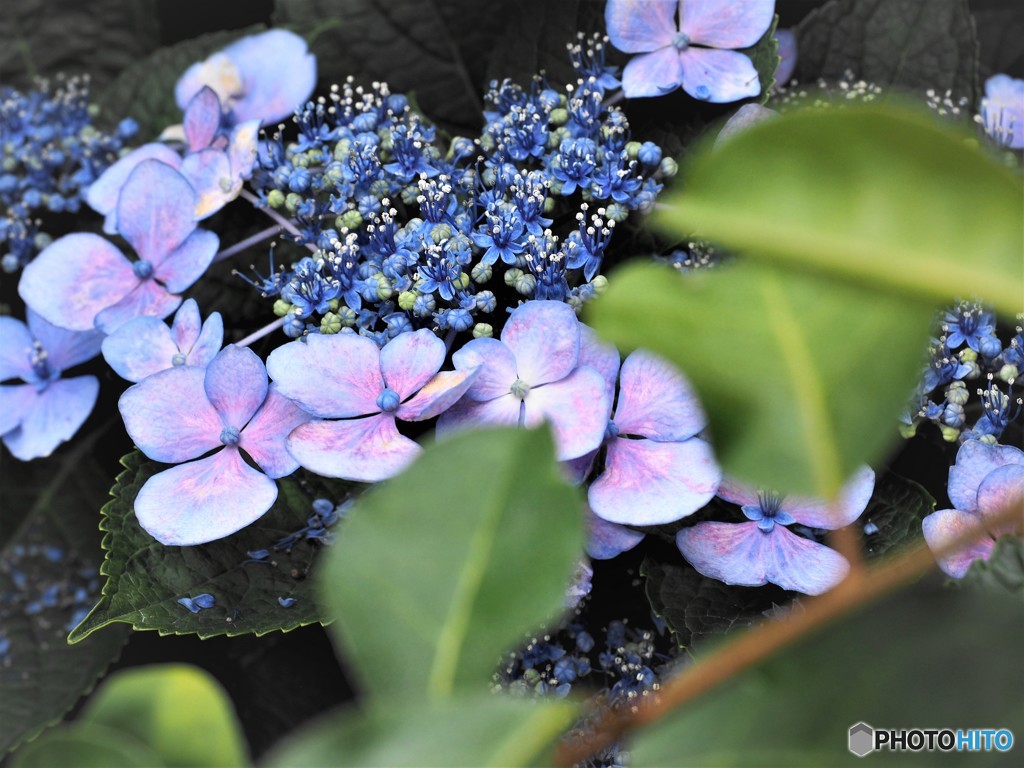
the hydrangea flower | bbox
[101,298,223,383]
[586,508,645,560]
[922,441,1024,578]
[676,467,875,595]
[21,160,218,333]
[437,301,610,461]
[119,345,313,545]
[605,0,774,101]
[267,329,479,482]
[979,73,1024,149]
[0,311,103,460]
[175,29,317,127]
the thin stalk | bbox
[213,225,281,263]
[236,317,286,348]
[239,190,318,253]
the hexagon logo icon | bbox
[849,722,875,757]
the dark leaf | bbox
[960,535,1024,600]
[859,472,935,560]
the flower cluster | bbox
[1,77,137,271]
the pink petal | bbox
[228,120,260,179]
[85,144,183,233]
[180,149,236,219]
[621,47,684,98]
[606,0,678,53]
[716,475,760,507]
[1,376,98,461]
[189,312,224,366]
[118,366,222,463]
[380,328,445,400]
[578,324,621,402]
[0,317,35,382]
[175,52,243,112]
[922,508,995,579]
[976,464,1024,534]
[94,280,182,334]
[155,228,219,293]
[26,310,104,373]
[117,160,198,263]
[171,299,202,352]
[101,316,180,382]
[287,413,420,482]
[134,447,278,546]
[19,233,136,331]
[680,47,760,103]
[222,30,317,125]
[397,368,479,422]
[266,333,384,418]
[590,436,720,525]
[562,450,598,485]
[586,509,645,560]
[614,350,705,440]
[680,0,775,49]
[528,367,611,460]
[204,345,268,429]
[240,385,315,478]
[435,392,522,439]
[948,441,1024,514]
[183,86,222,152]
[783,465,876,529]
[452,337,518,402]
[0,383,37,435]
[500,300,580,387]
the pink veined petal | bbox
[19,233,136,331]
[287,413,420,483]
[171,298,202,352]
[716,475,761,507]
[922,508,996,579]
[180,149,236,219]
[228,120,260,179]
[948,440,1024,513]
[240,385,315,478]
[205,345,268,429]
[578,324,621,403]
[188,312,224,366]
[85,143,183,234]
[117,160,199,263]
[614,350,706,441]
[396,367,480,422]
[783,465,876,529]
[975,464,1024,534]
[1,376,98,461]
[586,508,646,560]
[101,315,181,382]
[183,86,222,152]
[0,317,35,383]
[94,279,182,335]
[435,392,522,440]
[155,228,219,294]
[266,333,384,418]
[621,47,685,98]
[0,383,40,435]
[222,30,317,125]
[680,0,775,49]
[176,52,243,111]
[134,447,278,546]
[605,0,678,53]
[679,47,761,103]
[501,300,581,387]
[452,337,518,402]
[527,367,611,461]
[118,366,222,463]
[379,328,445,401]
[590,436,720,525]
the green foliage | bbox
[654,104,1024,316]
[795,0,979,104]
[588,260,935,496]
[961,536,1024,600]
[630,582,1024,766]
[321,427,584,700]
[745,14,779,104]
[859,472,935,559]
[9,723,161,768]
[68,452,354,642]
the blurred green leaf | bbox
[654,104,1024,316]
[859,472,934,559]
[960,536,1024,600]
[68,452,355,642]
[266,695,575,767]
[321,427,584,700]
[588,261,934,496]
[9,723,161,768]
[630,582,1024,766]
[745,14,779,104]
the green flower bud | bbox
[273,300,294,317]
[398,290,417,311]
[479,133,496,152]
[292,152,310,168]
[939,424,960,442]
[375,273,394,300]
[605,203,629,223]
[472,323,493,339]
[481,167,497,187]
[333,139,351,160]
[514,272,536,295]
[320,312,343,334]
[549,108,569,127]
[471,262,492,284]
[266,189,286,209]
[504,267,524,287]
[370,179,391,200]
[998,364,1019,383]
[430,223,453,243]
[946,381,970,406]
[625,141,642,159]
[328,298,340,312]
[958,348,978,363]
[543,196,557,214]
[898,421,917,439]
[337,306,358,327]
[658,157,679,178]
[549,179,565,196]
[284,193,303,213]
[401,184,419,206]
[590,275,609,294]
[338,210,363,231]
[377,128,394,152]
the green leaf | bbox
[588,261,935,496]
[81,664,248,767]
[68,452,355,642]
[794,0,979,103]
[0,435,130,755]
[653,104,1024,316]
[630,582,1024,766]
[960,536,1024,600]
[321,427,584,700]
[859,472,935,559]
[744,14,779,104]
[266,695,576,768]
[9,723,162,768]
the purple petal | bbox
[0,383,37,435]
[19,233,136,331]
[287,413,419,482]
[396,368,480,422]
[101,316,180,382]
[716,475,760,507]
[26,310,104,372]
[85,144,183,233]
[154,228,219,293]
[614,350,705,441]
[984,74,1024,150]
[586,509,645,560]
[117,160,198,263]
[228,120,260,178]
[922,508,995,579]
[94,280,181,334]
[222,30,317,125]
[0,317,35,382]
[976,464,1024,532]
[680,47,761,103]
[452,337,518,402]
[590,436,720,525]
[183,86,222,152]
[621,48,684,98]
[528,367,611,460]
[380,329,445,400]
[205,345,268,429]
[1,376,98,461]
[189,312,224,366]
[266,333,383,418]
[118,366,222,462]
[775,28,797,84]
[500,300,580,387]
[180,149,236,219]
[171,299,202,352]
[606,0,677,53]
[134,448,278,546]
[783,465,875,529]
[240,385,314,478]
[176,53,243,112]
[948,440,1024,513]
[680,0,774,48]
[435,392,521,439]
[578,324,621,402]
[562,450,597,485]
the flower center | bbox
[605,419,620,440]
[510,378,531,400]
[171,352,187,366]
[672,32,691,51]
[220,426,241,445]
[29,341,54,384]
[376,387,400,413]
[133,259,154,280]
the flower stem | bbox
[602,89,624,108]
[236,317,286,348]
[239,189,318,253]
[213,225,281,263]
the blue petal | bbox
[26,310,103,373]
[680,48,761,103]
[621,47,684,98]
[0,317,35,382]
[222,30,317,125]
[1,376,98,461]
[101,315,179,382]
[606,0,677,54]
[116,160,199,265]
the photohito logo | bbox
[848,723,1014,757]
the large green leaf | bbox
[9,723,161,768]
[68,452,355,642]
[629,581,1024,766]
[654,104,1024,316]
[321,427,584,701]
[588,261,935,496]
[266,695,576,768]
